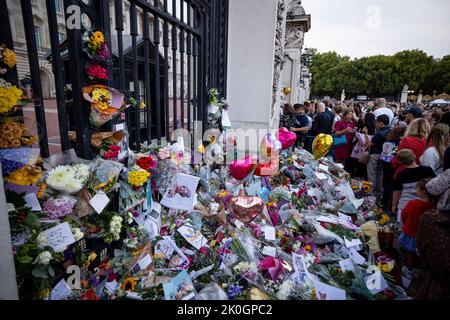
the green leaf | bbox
[17,255,34,264]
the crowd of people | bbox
[280,98,450,299]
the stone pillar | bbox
[0,165,19,300]
[282,0,310,106]
[227,0,287,153]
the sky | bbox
[303,0,450,59]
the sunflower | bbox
[121,277,137,292]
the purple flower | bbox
[228,284,244,300]
[43,198,76,219]
[97,42,110,60]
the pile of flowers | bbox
[46,164,90,194]
[136,155,158,171]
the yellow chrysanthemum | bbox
[128,169,150,187]
[91,88,111,102]
[0,85,23,113]
[5,166,42,186]
[3,48,17,68]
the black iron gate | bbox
[0,0,228,159]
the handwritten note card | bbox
[41,222,76,252]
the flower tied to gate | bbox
[91,87,111,111]
[0,45,17,69]
[0,79,24,114]
[87,63,108,80]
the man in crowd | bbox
[311,102,332,136]
[405,105,423,124]
[374,98,395,126]
[290,104,310,148]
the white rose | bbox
[34,251,53,265]
[72,228,84,242]
[36,233,48,247]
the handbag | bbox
[333,123,350,147]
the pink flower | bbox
[199,247,210,255]
[86,64,108,80]
[259,256,283,281]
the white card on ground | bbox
[51,279,72,300]
[105,280,119,294]
[345,238,362,251]
[365,271,389,295]
[315,172,328,180]
[177,224,208,250]
[41,222,76,252]
[25,193,42,212]
[338,212,353,223]
[349,248,366,265]
[132,254,152,273]
[314,279,346,300]
[339,258,355,272]
[292,253,308,274]
[262,246,277,257]
[319,164,329,172]
[352,198,364,209]
[263,226,276,241]
[89,192,110,214]
[155,239,175,259]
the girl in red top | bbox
[334,109,356,165]
[398,178,435,281]
[392,118,431,178]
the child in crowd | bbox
[398,179,435,281]
[392,149,436,227]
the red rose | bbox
[137,156,157,170]
[87,64,108,80]
[199,247,210,255]
[109,145,121,152]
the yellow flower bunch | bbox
[2,47,17,68]
[91,31,105,46]
[91,87,111,111]
[379,214,390,225]
[0,81,23,113]
[377,261,394,273]
[128,168,150,187]
[5,165,42,186]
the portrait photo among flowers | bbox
[161,173,200,212]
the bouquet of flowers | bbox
[82,85,125,127]
[46,163,90,194]
[136,155,158,171]
[0,44,17,73]
[127,165,150,189]
[81,31,110,62]
[86,63,108,81]
[0,79,25,114]
[86,159,121,195]
[43,196,78,219]
[0,120,37,148]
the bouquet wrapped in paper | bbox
[82,85,125,127]
[89,157,124,193]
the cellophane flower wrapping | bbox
[89,158,124,194]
